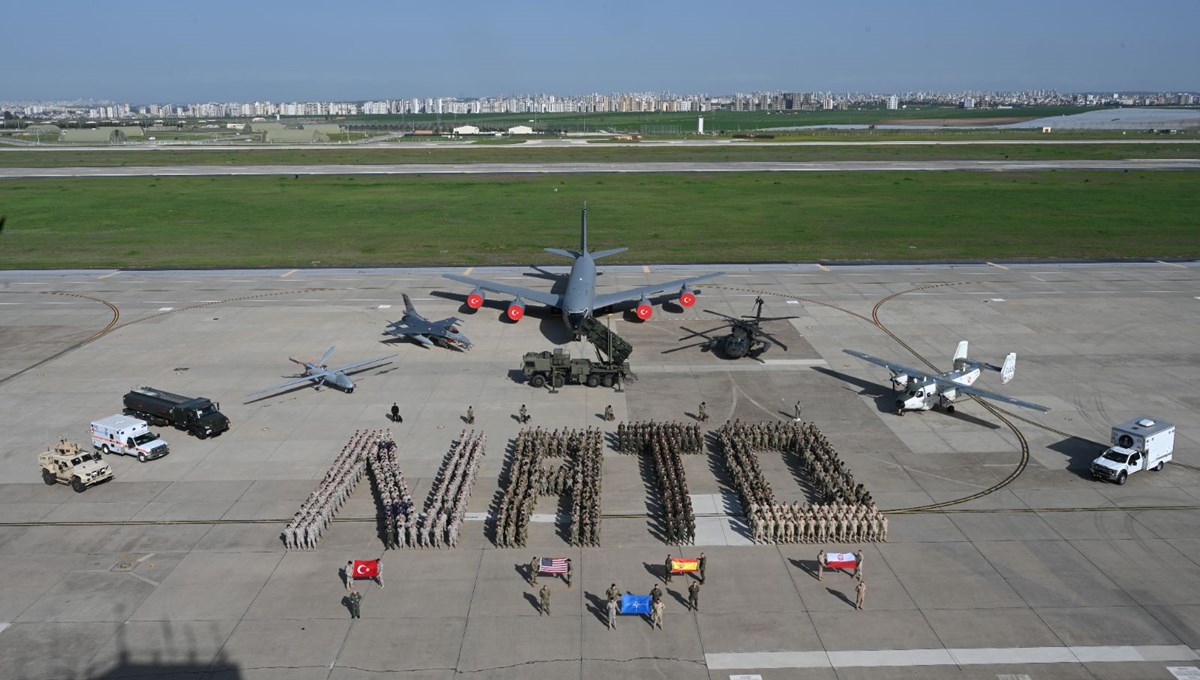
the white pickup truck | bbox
[1090,417,1175,485]
[90,415,170,463]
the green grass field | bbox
[1,171,1197,269]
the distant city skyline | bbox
[8,0,1199,102]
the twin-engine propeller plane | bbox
[443,204,723,339]
[842,341,1050,416]
[247,347,397,397]
[383,294,472,351]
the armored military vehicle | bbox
[522,317,635,388]
[39,437,114,492]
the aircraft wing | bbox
[443,273,562,308]
[935,378,1051,413]
[842,349,932,381]
[387,318,431,335]
[247,374,318,396]
[592,272,724,310]
[331,354,398,374]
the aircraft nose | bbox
[566,312,587,332]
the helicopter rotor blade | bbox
[676,325,724,342]
[759,331,788,351]
[661,341,710,355]
[703,309,738,322]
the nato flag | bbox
[620,594,651,615]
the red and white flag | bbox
[352,559,380,578]
[539,557,568,574]
[827,552,857,569]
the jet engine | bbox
[466,288,486,310]
[506,298,526,322]
[635,296,653,320]
[678,285,697,308]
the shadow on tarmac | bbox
[1050,436,1106,478]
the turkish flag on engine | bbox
[352,559,379,578]
[827,552,857,569]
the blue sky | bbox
[6,0,1198,102]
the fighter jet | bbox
[443,204,723,338]
[383,294,472,351]
[843,341,1050,416]
[247,347,397,396]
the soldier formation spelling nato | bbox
[616,421,704,544]
[282,429,374,550]
[370,429,486,549]
[494,426,604,548]
[718,420,888,544]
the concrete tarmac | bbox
[1,262,1199,679]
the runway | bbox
[1,262,1199,679]
[2,158,1200,178]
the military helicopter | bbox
[665,297,798,361]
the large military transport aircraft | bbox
[443,205,723,338]
[843,341,1050,416]
[383,294,472,351]
[247,347,397,397]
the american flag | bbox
[539,557,568,574]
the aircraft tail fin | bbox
[1000,353,1016,384]
[580,202,588,253]
[545,247,579,259]
[952,340,969,370]
[402,293,417,314]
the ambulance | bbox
[90,415,170,462]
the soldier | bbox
[664,554,673,583]
[347,588,362,619]
[688,580,700,611]
[651,598,665,629]
[698,401,708,422]
[607,596,619,630]
[855,579,867,610]
[466,405,474,424]
[529,555,539,585]
[817,549,827,582]
[344,560,354,591]
[698,552,707,583]
[606,583,620,603]
[539,584,551,615]
[391,402,401,423]
[794,401,803,422]
[651,583,663,605]
[519,404,529,424]
[604,405,615,422]
[854,549,864,580]
[375,558,384,589]
[565,558,573,588]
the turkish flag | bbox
[352,559,379,579]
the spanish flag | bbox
[670,558,700,573]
